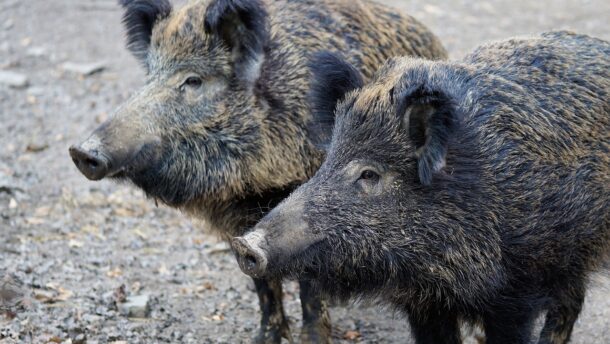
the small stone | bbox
[20,37,31,47]
[0,171,24,195]
[26,46,46,57]
[0,274,26,309]
[118,294,150,318]
[0,70,28,88]
[4,19,14,30]
[26,141,49,153]
[61,61,105,76]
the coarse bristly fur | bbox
[70,0,447,343]
[239,31,610,344]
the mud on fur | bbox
[234,31,610,344]
[69,0,447,342]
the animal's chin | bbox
[115,166,194,208]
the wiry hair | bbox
[82,1,448,341]
[258,31,610,343]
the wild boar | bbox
[233,31,610,344]
[69,0,447,342]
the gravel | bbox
[1,0,608,343]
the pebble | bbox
[26,46,46,58]
[118,294,151,318]
[0,70,28,88]
[0,171,24,195]
[61,61,106,76]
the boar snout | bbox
[69,136,112,181]
[70,120,162,181]
[233,230,269,278]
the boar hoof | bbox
[254,322,292,344]
[300,327,332,344]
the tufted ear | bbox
[119,0,172,65]
[308,51,364,149]
[395,86,459,185]
[204,0,269,86]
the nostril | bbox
[84,157,99,168]
[244,254,258,271]
[232,237,268,277]
[69,144,109,180]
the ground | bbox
[0,0,609,343]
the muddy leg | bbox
[538,284,585,344]
[483,306,537,344]
[253,278,292,344]
[299,280,332,343]
[408,308,461,344]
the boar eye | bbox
[183,76,203,89]
[359,170,379,181]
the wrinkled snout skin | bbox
[70,87,164,181]
[233,189,324,279]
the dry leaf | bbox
[25,217,45,225]
[55,288,73,302]
[47,336,63,343]
[344,330,361,340]
[134,228,147,240]
[106,267,123,278]
[25,142,49,153]
[211,314,224,321]
[34,206,51,217]
[68,239,83,248]
[130,281,142,293]
[114,207,134,217]
[157,264,169,276]
[195,282,216,293]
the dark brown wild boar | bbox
[233,31,610,344]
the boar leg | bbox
[253,278,292,344]
[537,283,585,344]
[483,305,537,344]
[408,309,460,344]
[299,280,332,343]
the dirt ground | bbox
[1,0,609,343]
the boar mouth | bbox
[107,142,162,179]
[270,239,330,280]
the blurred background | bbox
[0,0,608,343]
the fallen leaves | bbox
[68,239,83,248]
[343,330,361,341]
[33,283,73,304]
[106,267,123,278]
[25,141,49,153]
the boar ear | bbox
[204,0,269,86]
[396,86,459,185]
[119,0,172,64]
[308,51,364,149]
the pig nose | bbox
[232,236,268,278]
[69,139,110,181]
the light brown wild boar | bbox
[69,0,447,342]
